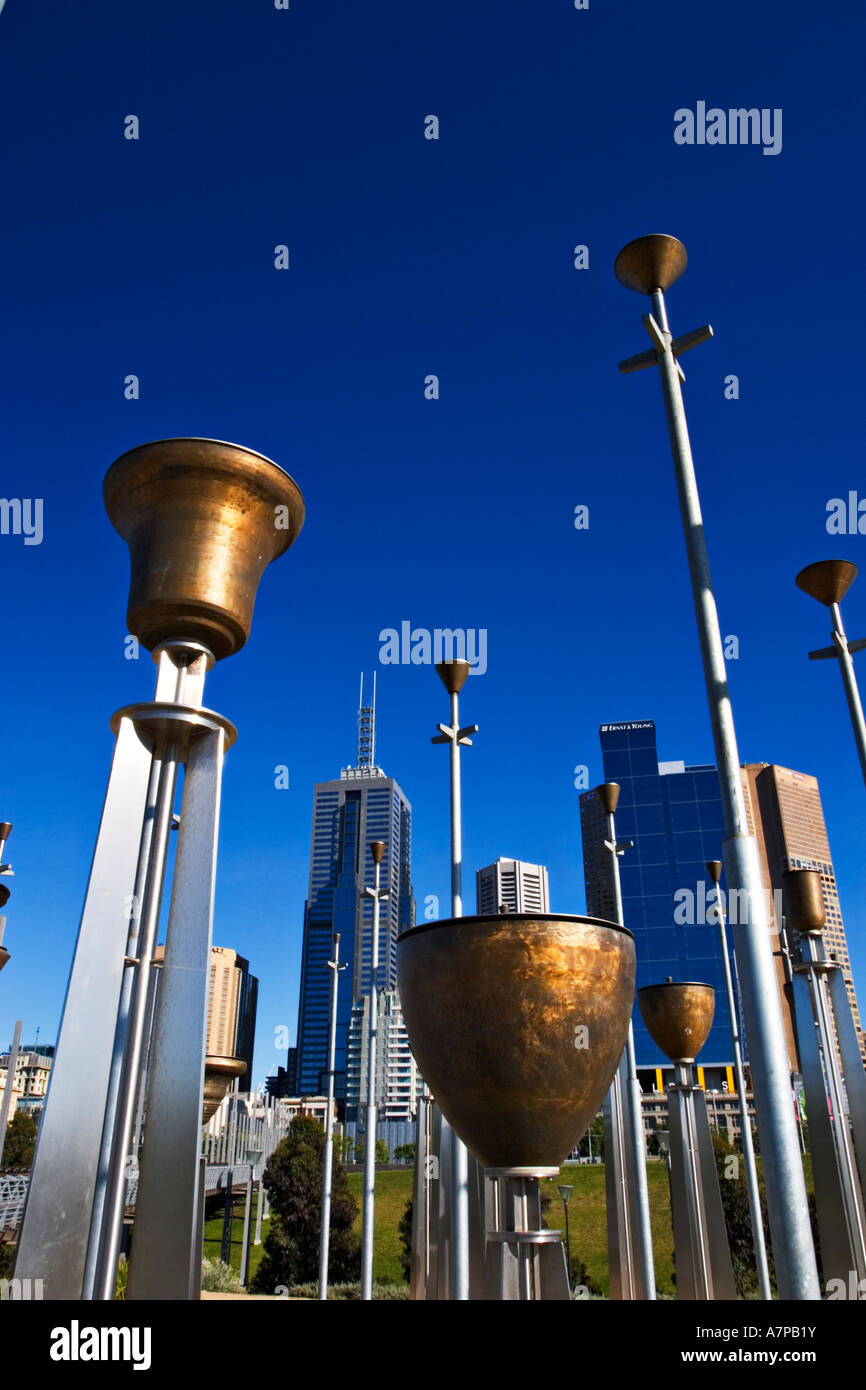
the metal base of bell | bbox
[603,1052,646,1299]
[667,1070,736,1300]
[483,1169,570,1300]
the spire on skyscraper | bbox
[342,673,384,779]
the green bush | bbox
[202,1257,246,1293]
[285,1282,409,1300]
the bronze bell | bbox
[637,981,715,1065]
[104,437,305,661]
[202,1055,248,1123]
[397,913,635,1168]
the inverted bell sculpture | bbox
[202,1055,248,1124]
[637,981,715,1064]
[397,913,635,1168]
[104,438,305,660]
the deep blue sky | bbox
[2,0,865,1086]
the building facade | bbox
[0,1049,54,1123]
[580,720,740,1070]
[742,762,866,1067]
[295,688,415,1099]
[475,858,550,915]
[345,988,420,1123]
[206,946,259,1081]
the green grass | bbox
[202,1149,814,1296]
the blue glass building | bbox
[295,689,414,1099]
[580,719,741,1070]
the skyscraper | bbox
[579,720,739,1070]
[742,762,866,1067]
[295,680,415,1099]
[206,946,259,1081]
[475,858,550,915]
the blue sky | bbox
[1,0,865,1085]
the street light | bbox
[557,1184,573,1292]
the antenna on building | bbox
[357,672,375,770]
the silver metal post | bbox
[318,932,345,1300]
[0,1019,22,1163]
[708,868,771,1298]
[240,1164,253,1287]
[361,846,387,1300]
[602,797,656,1299]
[616,240,819,1298]
[829,602,866,788]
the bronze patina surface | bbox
[104,437,305,660]
[783,868,826,935]
[795,559,858,608]
[397,913,635,1168]
[614,234,688,296]
[637,981,715,1064]
[202,1055,247,1123]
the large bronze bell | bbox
[637,981,715,1065]
[104,437,305,660]
[397,913,635,1168]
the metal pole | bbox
[829,601,866,788]
[361,843,387,1300]
[604,798,656,1299]
[318,932,344,1300]
[240,1163,253,1287]
[708,865,771,1299]
[0,1019,22,1163]
[616,237,819,1298]
[448,685,470,1302]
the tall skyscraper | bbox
[742,762,866,1067]
[475,858,550,914]
[295,680,415,1099]
[206,946,259,1082]
[345,988,420,1123]
[580,720,739,1070]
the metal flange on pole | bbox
[615,237,820,1300]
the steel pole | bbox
[0,1019,22,1163]
[607,808,656,1299]
[318,932,344,1300]
[711,882,772,1298]
[631,279,818,1299]
[361,860,382,1300]
[448,686,470,1302]
[829,602,866,789]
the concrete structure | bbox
[475,858,550,915]
[206,946,259,1080]
[346,988,420,1123]
[275,1095,336,1128]
[742,762,866,1068]
[0,1050,54,1123]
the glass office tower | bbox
[295,685,415,1099]
[580,719,740,1070]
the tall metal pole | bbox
[598,784,656,1299]
[318,932,346,1300]
[361,840,387,1300]
[796,561,866,789]
[616,234,819,1299]
[706,860,772,1299]
[0,1019,22,1163]
[432,660,478,1301]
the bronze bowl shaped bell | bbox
[104,438,305,661]
[202,1055,248,1123]
[637,981,715,1065]
[397,913,635,1168]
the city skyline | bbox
[2,1,866,1097]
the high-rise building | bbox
[742,762,866,1067]
[345,988,420,1123]
[295,680,415,1100]
[206,946,259,1081]
[475,858,550,914]
[579,720,739,1070]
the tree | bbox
[250,1116,359,1292]
[398,1196,413,1282]
[394,1143,416,1165]
[375,1139,389,1165]
[2,1112,37,1168]
[333,1133,354,1163]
